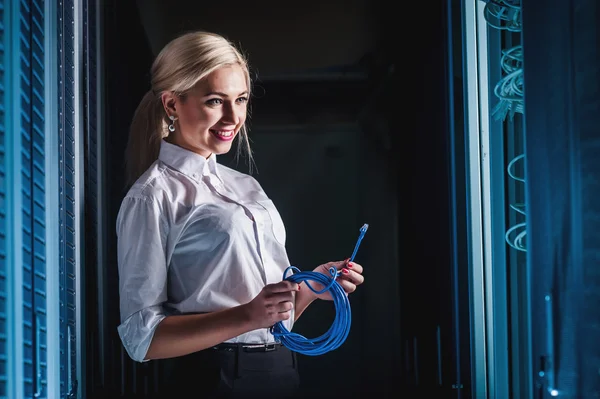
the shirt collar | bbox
[158,139,221,181]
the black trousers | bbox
[159,343,301,399]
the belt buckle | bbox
[264,343,277,352]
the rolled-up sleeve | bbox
[116,196,169,362]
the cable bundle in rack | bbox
[479,0,527,252]
[492,45,524,121]
[482,0,522,32]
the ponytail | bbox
[125,90,165,188]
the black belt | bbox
[212,342,283,353]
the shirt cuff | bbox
[117,306,166,363]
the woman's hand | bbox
[308,259,365,301]
[244,281,300,329]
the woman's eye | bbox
[206,97,247,106]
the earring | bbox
[168,115,177,132]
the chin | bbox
[211,143,234,155]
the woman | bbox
[117,31,365,398]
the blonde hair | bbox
[125,31,253,187]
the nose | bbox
[222,101,242,124]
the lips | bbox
[210,129,235,142]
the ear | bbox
[161,91,178,118]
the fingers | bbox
[268,291,296,306]
[264,284,296,312]
[266,280,300,294]
[325,260,348,271]
[346,261,363,274]
[337,268,364,295]
[276,300,294,313]
[278,310,292,321]
[325,260,364,274]
[337,279,357,294]
[339,268,364,285]
[250,281,298,328]
[271,300,293,322]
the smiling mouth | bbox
[210,129,235,141]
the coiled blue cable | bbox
[270,223,369,356]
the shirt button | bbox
[192,173,198,179]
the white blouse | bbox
[116,140,294,362]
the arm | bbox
[146,305,254,360]
[147,280,299,359]
[117,196,172,362]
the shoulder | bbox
[117,162,176,230]
[117,162,173,233]
[123,160,173,205]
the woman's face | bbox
[163,64,249,158]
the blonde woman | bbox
[116,31,365,398]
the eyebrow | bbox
[204,91,248,97]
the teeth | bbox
[213,130,233,137]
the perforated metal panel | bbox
[19,0,46,397]
[0,1,7,397]
[58,0,78,396]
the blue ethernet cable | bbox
[270,223,369,356]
